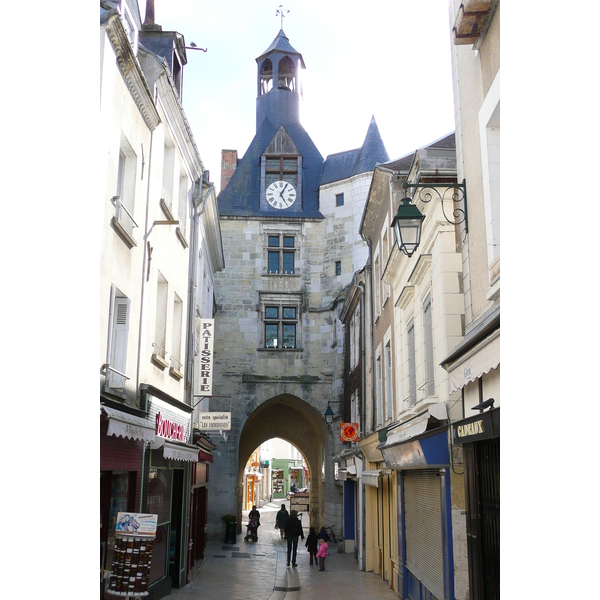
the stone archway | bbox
[237,394,329,531]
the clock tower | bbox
[210,26,389,538]
[218,29,324,218]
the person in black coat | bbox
[283,510,304,566]
[305,526,318,565]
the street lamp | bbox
[391,197,425,258]
[391,179,468,258]
[324,404,334,426]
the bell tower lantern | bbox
[255,29,305,131]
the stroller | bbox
[244,515,259,542]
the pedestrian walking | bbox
[317,526,328,542]
[305,526,318,565]
[275,504,289,539]
[317,537,328,571]
[283,509,304,566]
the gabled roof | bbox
[320,116,389,186]
[217,117,324,218]
[256,29,306,68]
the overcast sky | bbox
[137,0,456,188]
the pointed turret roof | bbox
[256,29,306,68]
[320,116,389,185]
[351,116,389,176]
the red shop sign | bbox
[155,411,185,442]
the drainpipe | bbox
[356,280,366,572]
[136,125,155,507]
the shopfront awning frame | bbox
[361,469,381,487]
[101,405,156,443]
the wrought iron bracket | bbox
[402,179,468,236]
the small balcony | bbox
[169,356,184,381]
[111,196,138,248]
[160,188,174,221]
[151,342,169,370]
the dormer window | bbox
[278,56,296,91]
[119,2,139,54]
[265,156,297,187]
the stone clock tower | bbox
[208,28,388,539]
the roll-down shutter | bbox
[404,470,444,599]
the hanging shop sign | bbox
[145,393,192,445]
[340,422,359,442]
[199,319,215,395]
[198,411,231,430]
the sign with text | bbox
[199,319,215,395]
[199,412,231,430]
[115,512,158,536]
[340,422,359,442]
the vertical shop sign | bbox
[199,319,214,395]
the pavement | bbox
[161,500,396,600]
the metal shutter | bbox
[404,470,444,599]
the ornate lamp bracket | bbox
[402,179,468,240]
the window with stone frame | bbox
[259,294,302,349]
[265,232,298,275]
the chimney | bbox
[142,0,162,31]
[220,149,238,193]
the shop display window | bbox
[148,469,172,585]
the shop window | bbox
[148,468,173,586]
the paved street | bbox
[161,501,395,600]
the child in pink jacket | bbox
[317,538,328,571]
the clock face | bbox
[266,180,297,209]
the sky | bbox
[136,0,456,188]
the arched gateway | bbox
[237,394,328,529]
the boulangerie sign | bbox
[199,319,214,395]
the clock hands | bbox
[279,183,289,198]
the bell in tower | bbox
[255,29,305,131]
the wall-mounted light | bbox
[391,179,468,257]
[323,401,342,428]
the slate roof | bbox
[217,116,324,218]
[320,116,389,186]
[256,29,306,68]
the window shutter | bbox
[108,297,130,388]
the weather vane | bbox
[276,4,290,29]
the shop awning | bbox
[361,470,381,487]
[442,303,500,393]
[163,441,201,462]
[150,437,200,462]
[101,405,155,443]
[337,465,357,481]
[377,405,450,470]
[290,466,304,470]
[359,430,384,463]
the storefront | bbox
[142,387,198,600]
[452,407,500,600]
[334,450,361,556]
[378,406,454,600]
[186,431,214,583]
[100,399,156,598]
